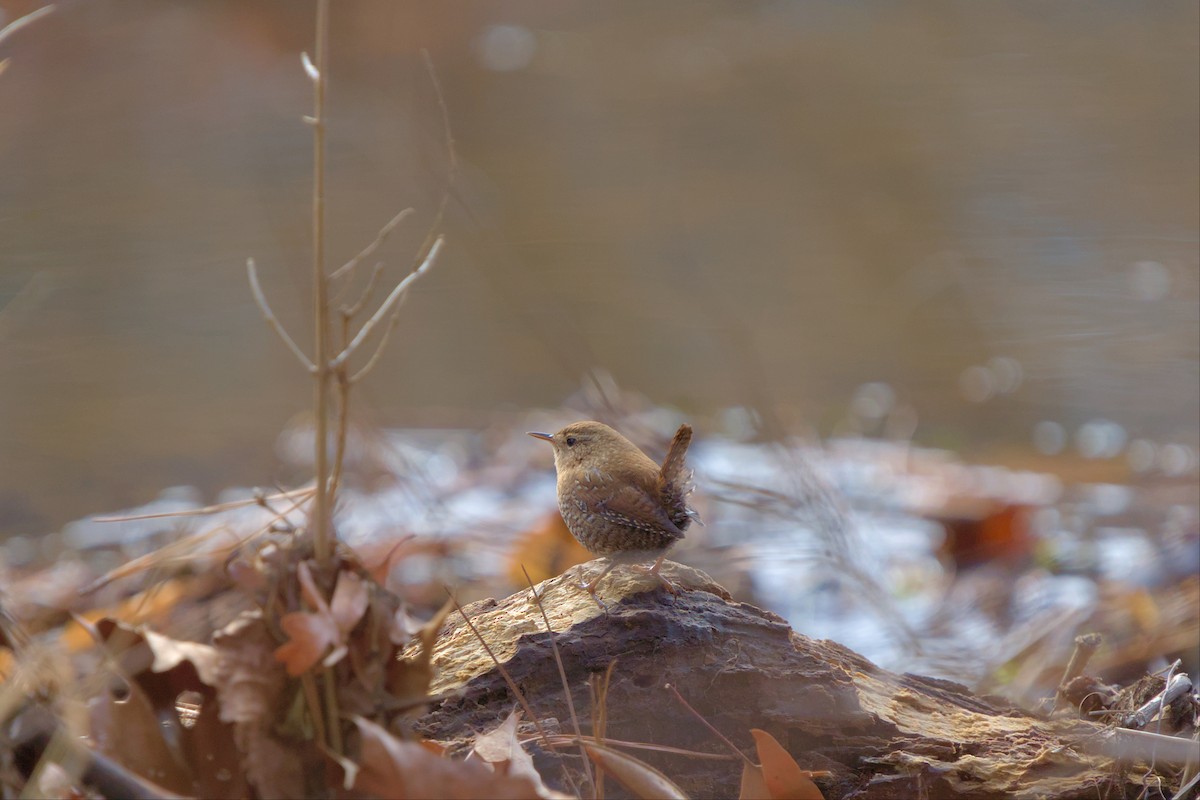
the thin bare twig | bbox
[300,51,319,81]
[589,662,616,800]
[246,259,316,372]
[85,489,315,592]
[1053,632,1102,713]
[522,565,595,794]
[329,208,414,282]
[540,735,737,762]
[445,590,552,741]
[322,663,344,755]
[328,311,353,498]
[412,50,458,264]
[348,299,406,384]
[309,0,333,567]
[330,236,443,370]
[342,261,386,318]
[665,683,755,767]
[1173,769,1200,800]
[94,485,315,522]
[0,4,55,48]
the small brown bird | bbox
[528,421,698,601]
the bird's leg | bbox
[634,555,679,595]
[580,559,619,610]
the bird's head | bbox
[527,420,638,471]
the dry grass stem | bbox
[328,208,414,282]
[246,258,316,372]
[342,261,386,318]
[307,0,334,567]
[1173,770,1200,800]
[300,670,328,751]
[444,591,565,767]
[521,565,595,794]
[0,4,55,47]
[330,236,444,370]
[321,663,343,754]
[540,735,738,762]
[348,307,405,384]
[300,51,319,81]
[93,485,315,522]
[1053,632,1103,713]
[665,683,755,768]
[414,49,458,260]
[85,489,315,592]
[588,661,616,799]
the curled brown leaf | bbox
[748,729,824,800]
[274,562,369,676]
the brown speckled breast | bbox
[557,468,690,560]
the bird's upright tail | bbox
[659,424,699,530]
[660,423,693,485]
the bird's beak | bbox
[527,431,554,442]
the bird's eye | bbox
[565,436,577,447]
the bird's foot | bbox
[634,556,679,595]
[579,560,618,611]
[579,580,609,612]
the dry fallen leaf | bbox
[214,612,304,798]
[470,708,554,796]
[748,729,824,800]
[387,596,453,708]
[89,618,246,799]
[739,760,772,800]
[351,535,417,587]
[274,562,369,676]
[584,742,689,800]
[352,715,547,799]
[329,569,370,634]
[88,673,193,796]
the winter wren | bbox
[528,421,697,599]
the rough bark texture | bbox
[414,561,1159,799]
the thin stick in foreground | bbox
[246,259,316,372]
[521,565,595,794]
[0,4,55,48]
[445,589,549,739]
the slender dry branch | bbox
[310,0,333,567]
[445,590,556,748]
[331,236,444,370]
[328,311,353,498]
[1077,725,1199,769]
[665,683,755,768]
[95,485,316,522]
[300,51,319,81]
[329,208,414,282]
[0,4,55,48]
[540,735,737,762]
[413,50,458,262]
[246,259,317,372]
[522,566,595,794]
[342,261,386,318]
[348,306,404,384]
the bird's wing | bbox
[597,483,686,541]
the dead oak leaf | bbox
[470,709,555,797]
[352,715,545,800]
[746,729,825,800]
[274,562,369,676]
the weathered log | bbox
[415,561,1181,799]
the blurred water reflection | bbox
[0,1,1196,536]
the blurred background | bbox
[0,2,1197,683]
[1,1,1197,534]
